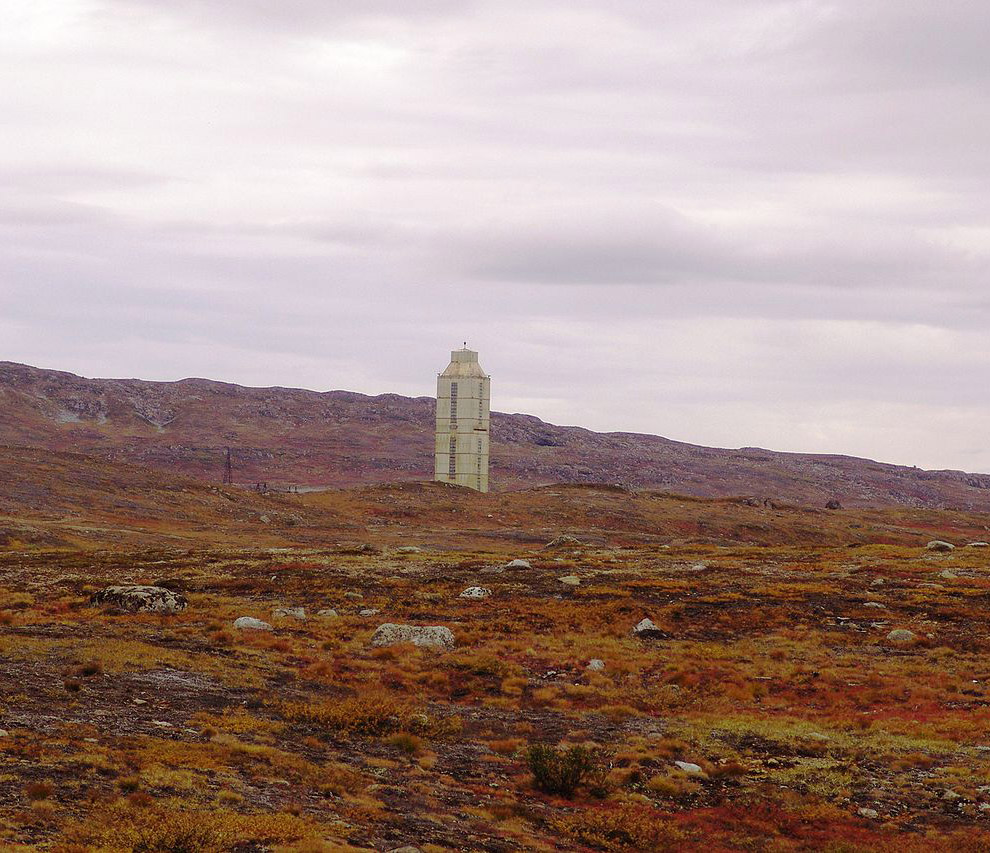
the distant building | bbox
[435,347,490,492]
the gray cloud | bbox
[1,1,989,472]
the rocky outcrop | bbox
[90,585,187,613]
[370,623,455,649]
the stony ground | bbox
[2,539,990,851]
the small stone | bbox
[152,720,173,728]
[885,628,917,647]
[545,534,583,548]
[926,540,955,552]
[504,559,531,569]
[863,602,886,609]
[459,587,491,599]
[632,618,667,639]
[674,761,703,774]
[316,608,339,619]
[370,623,455,649]
[870,578,886,587]
[558,575,581,586]
[689,563,707,572]
[132,698,147,706]
[939,569,958,580]
[967,542,989,548]
[396,546,421,553]
[359,608,381,617]
[857,807,879,819]
[587,659,605,671]
[345,592,363,600]
[0,729,9,738]
[233,616,272,631]
[272,606,306,621]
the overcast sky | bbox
[3,1,989,472]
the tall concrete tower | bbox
[435,347,490,492]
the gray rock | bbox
[587,659,605,671]
[345,592,363,600]
[558,575,581,586]
[359,608,381,617]
[90,585,187,613]
[459,586,491,599]
[926,540,955,552]
[886,628,917,647]
[632,617,666,639]
[870,578,885,587]
[857,807,879,819]
[863,601,886,609]
[370,623,455,649]
[316,608,339,619]
[504,559,532,569]
[674,761,703,774]
[545,534,583,548]
[272,606,306,621]
[967,541,989,548]
[939,569,958,580]
[396,546,421,553]
[233,616,272,631]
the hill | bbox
[3,360,990,510]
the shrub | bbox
[526,743,610,797]
[25,781,54,801]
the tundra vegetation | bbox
[1,475,990,850]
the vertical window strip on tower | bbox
[449,381,458,424]
[448,435,457,478]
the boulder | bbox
[504,559,531,569]
[370,623,455,649]
[316,608,339,619]
[632,618,667,639]
[587,659,605,672]
[885,628,917,647]
[459,587,491,600]
[926,540,955,552]
[233,616,272,631]
[545,534,583,549]
[857,807,879,819]
[272,606,306,621]
[345,592,363,600]
[90,585,187,613]
[558,575,581,586]
[395,546,422,553]
[674,761,703,774]
[359,608,381,617]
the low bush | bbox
[526,743,611,797]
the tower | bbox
[435,347,490,492]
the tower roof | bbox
[440,348,488,379]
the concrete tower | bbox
[435,347,490,492]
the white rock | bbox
[926,540,955,552]
[967,541,989,548]
[370,623,455,649]
[233,616,272,631]
[132,698,147,706]
[504,559,531,569]
[674,761,703,774]
[633,617,665,638]
[886,628,916,647]
[587,659,605,671]
[939,569,958,579]
[359,608,381,617]
[558,575,581,586]
[459,587,491,599]
[857,807,879,819]
[316,608,339,619]
[863,602,886,609]
[90,585,187,613]
[272,606,306,621]
[396,546,421,553]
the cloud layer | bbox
[2,1,989,471]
